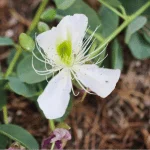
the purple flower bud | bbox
[51,128,71,142]
[42,128,71,149]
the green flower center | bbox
[57,40,73,66]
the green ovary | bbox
[57,40,73,66]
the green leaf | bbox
[0,134,8,148]
[142,30,150,44]
[0,37,14,46]
[102,0,121,8]
[111,39,123,70]
[40,8,56,22]
[0,89,7,110]
[57,0,101,32]
[128,32,150,59]
[0,79,7,110]
[125,16,147,43]
[99,6,119,38]
[0,79,8,87]
[55,0,76,10]
[38,22,50,33]
[8,77,38,98]
[0,124,39,149]
[17,55,52,84]
[19,33,35,51]
[119,0,150,15]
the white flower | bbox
[33,14,121,119]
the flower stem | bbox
[98,0,126,20]
[2,0,49,124]
[27,0,49,34]
[50,143,55,150]
[49,120,55,150]
[4,45,22,79]
[2,45,22,124]
[119,5,127,17]
[49,119,55,131]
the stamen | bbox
[32,50,48,63]
[76,38,96,63]
[32,56,62,75]
[79,46,107,64]
[70,70,94,94]
[71,83,80,96]
[75,26,101,65]
[82,26,99,50]
[95,53,108,65]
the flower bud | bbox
[38,22,49,33]
[19,33,35,51]
[42,128,71,149]
[8,142,25,150]
[57,122,71,130]
[40,8,56,22]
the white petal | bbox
[37,69,72,119]
[36,14,88,64]
[36,27,60,63]
[57,14,88,54]
[74,64,120,98]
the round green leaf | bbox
[19,33,35,51]
[0,37,14,46]
[128,32,150,59]
[0,89,7,111]
[38,22,50,33]
[125,16,147,43]
[143,31,150,44]
[0,134,8,148]
[119,0,150,15]
[17,55,52,84]
[99,0,121,8]
[8,77,38,98]
[111,39,123,70]
[40,8,56,22]
[0,124,39,149]
[99,6,119,38]
[55,0,76,10]
[0,79,8,110]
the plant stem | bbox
[49,120,55,150]
[95,1,150,51]
[119,5,127,17]
[98,0,126,20]
[2,45,22,124]
[4,45,22,78]
[27,0,49,34]
[50,143,55,150]
[2,106,8,124]
[2,0,49,124]
[49,119,55,131]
